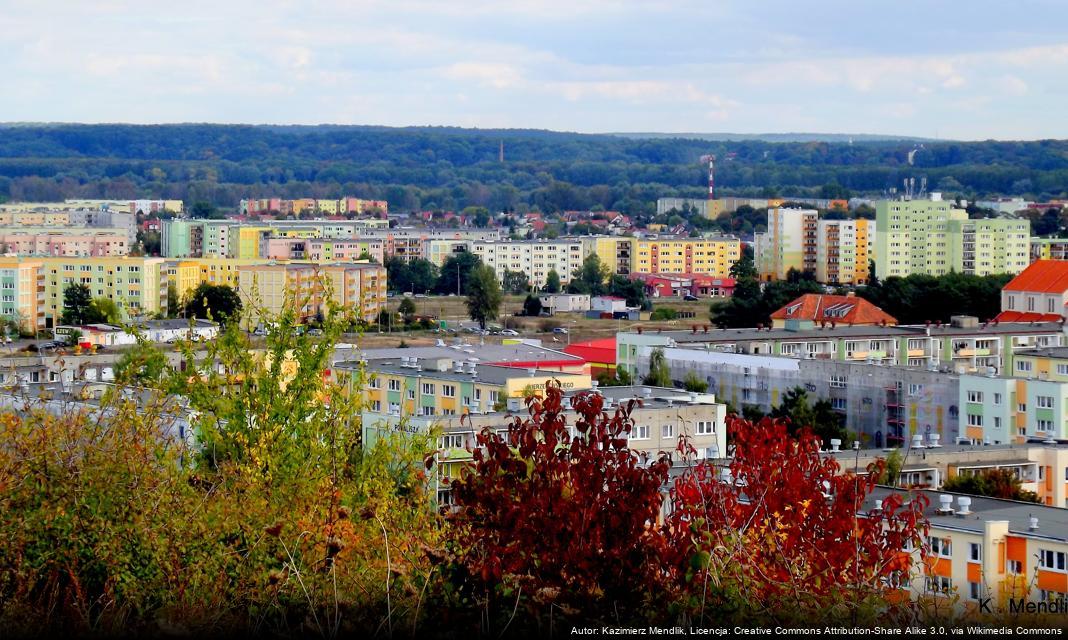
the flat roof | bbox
[1016,347,1068,359]
[624,321,1066,344]
[350,358,575,385]
[868,486,1068,541]
[338,342,582,365]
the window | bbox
[440,434,464,449]
[969,582,982,601]
[928,536,952,558]
[1058,364,1068,376]
[969,543,982,562]
[462,396,472,407]
[1008,559,1023,575]
[1019,403,1027,413]
[831,398,847,411]
[994,416,1002,429]
[633,425,650,440]
[421,383,435,395]
[420,406,435,416]
[407,389,415,400]
[924,575,952,594]
[967,414,983,427]
[661,424,675,438]
[1038,419,1054,432]
[696,421,715,435]
[368,376,380,389]
[1040,466,1047,480]
[1017,360,1034,373]
[388,402,401,414]
[370,400,381,412]
[967,390,984,403]
[489,391,499,405]
[442,384,456,398]
[1038,396,1055,409]
[994,393,1002,405]
[1040,549,1066,572]
[829,374,847,388]
[909,384,924,396]
[388,379,401,391]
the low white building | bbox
[538,293,591,315]
[591,296,627,313]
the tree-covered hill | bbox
[0,123,1064,214]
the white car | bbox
[500,329,519,336]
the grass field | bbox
[359,294,719,349]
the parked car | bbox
[552,327,569,334]
[500,329,519,336]
[683,294,699,301]
[307,328,324,336]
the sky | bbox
[2,0,1067,140]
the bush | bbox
[650,307,678,321]
[538,318,561,332]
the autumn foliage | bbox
[447,385,673,626]
[667,414,930,625]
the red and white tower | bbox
[700,154,716,200]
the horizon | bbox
[2,121,1063,144]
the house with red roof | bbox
[995,260,1068,322]
[770,293,897,329]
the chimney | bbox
[1030,516,1040,531]
[937,494,954,515]
[956,496,972,516]
[830,438,842,452]
[911,434,925,449]
[873,499,883,511]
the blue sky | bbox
[3,0,1066,139]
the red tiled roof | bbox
[1002,260,1068,294]
[992,311,1063,323]
[770,294,897,326]
[563,338,616,365]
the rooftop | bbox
[337,341,582,366]
[770,293,898,326]
[1002,260,1068,294]
[347,357,576,386]
[622,321,1067,344]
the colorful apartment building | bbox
[1031,238,1068,262]
[39,256,167,324]
[630,236,740,278]
[874,198,1028,279]
[236,262,386,325]
[996,260,1068,322]
[0,229,129,257]
[0,257,45,331]
[754,208,819,281]
[580,236,634,275]
[241,198,388,218]
[815,218,872,285]
[958,369,1068,452]
[164,258,264,300]
[945,217,1030,276]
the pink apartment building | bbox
[0,232,128,257]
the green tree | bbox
[877,448,903,486]
[596,367,634,387]
[544,269,562,293]
[607,274,646,308]
[63,328,83,347]
[435,252,482,295]
[942,468,1040,502]
[642,348,673,387]
[166,282,181,318]
[567,254,609,296]
[183,283,242,323]
[682,370,708,393]
[502,269,531,294]
[88,297,121,324]
[114,341,170,385]
[466,264,503,330]
[397,297,416,318]
[522,294,542,317]
[61,283,94,325]
[770,387,847,445]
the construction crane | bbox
[699,154,716,200]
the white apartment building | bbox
[468,240,584,287]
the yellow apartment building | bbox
[631,236,740,277]
[39,256,167,325]
[0,257,45,331]
[237,262,386,326]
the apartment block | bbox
[959,372,1068,449]
[0,257,45,331]
[39,257,167,324]
[1031,238,1068,262]
[815,218,872,285]
[237,262,386,325]
[754,208,819,280]
[0,208,137,243]
[469,240,584,287]
[580,236,634,275]
[945,218,1030,276]
[0,229,129,257]
[630,236,740,278]
[617,317,1066,380]
[873,198,1027,279]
